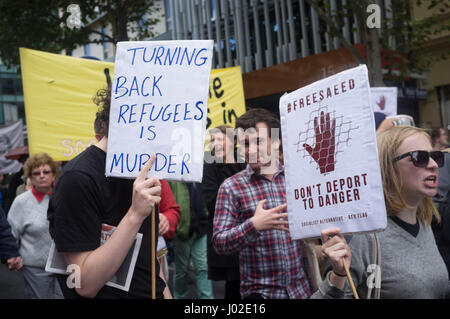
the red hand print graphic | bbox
[376,95,386,110]
[303,111,336,174]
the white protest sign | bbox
[280,65,387,240]
[371,87,397,117]
[106,40,214,182]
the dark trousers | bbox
[224,280,241,299]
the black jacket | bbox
[201,161,246,273]
[0,206,20,263]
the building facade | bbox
[411,3,450,130]
[165,0,441,125]
[2,0,447,130]
[0,64,24,127]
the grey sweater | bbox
[346,217,450,299]
[7,190,53,268]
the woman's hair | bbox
[210,124,235,145]
[93,87,111,137]
[24,153,58,178]
[209,125,238,160]
[377,126,440,225]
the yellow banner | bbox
[20,48,246,161]
[207,66,246,131]
[20,48,113,161]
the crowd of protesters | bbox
[0,87,449,299]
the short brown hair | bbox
[24,153,58,178]
[235,108,282,155]
[235,108,280,138]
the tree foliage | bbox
[305,0,450,85]
[0,0,159,67]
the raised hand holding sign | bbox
[130,154,161,221]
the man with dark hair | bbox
[213,108,351,299]
[48,88,169,299]
[431,127,449,151]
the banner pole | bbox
[151,206,156,299]
[343,259,359,299]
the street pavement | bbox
[167,265,225,299]
[0,263,25,299]
[0,262,224,299]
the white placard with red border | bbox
[279,65,387,240]
[371,87,398,117]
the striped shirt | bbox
[213,165,311,299]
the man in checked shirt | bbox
[212,108,351,299]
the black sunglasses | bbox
[393,150,444,168]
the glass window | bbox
[103,26,109,59]
[84,44,91,56]
[0,103,4,125]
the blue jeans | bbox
[173,233,213,299]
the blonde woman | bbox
[202,125,246,299]
[7,153,63,299]
[342,126,449,298]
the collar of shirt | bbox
[31,187,51,203]
[245,163,285,179]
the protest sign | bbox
[280,65,387,240]
[371,87,398,117]
[0,120,24,174]
[106,40,214,182]
[207,66,246,130]
[20,48,113,161]
[20,48,240,162]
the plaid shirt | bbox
[213,165,311,299]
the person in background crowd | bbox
[3,154,28,214]
[0,206,22,271]
[343,126,449,298]
[0,174,6,209]
[7,152,63,299]
[375,113,415,132]
[432,145,450,279]
[48,88,170,299]
[213,108,352,299]
[374,112,387,131]
[93,115,180,285]
[201,125,246,299]
[157,181,180,284]
[431,127,449,151]
[15,177,32,197]
[169,181,214,299]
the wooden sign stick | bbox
[343,258,359,299]
[151,205,156,299]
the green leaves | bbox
[304,0,450,83]
[0,0,160,67]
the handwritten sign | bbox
[279,65,386,240]
[207,66,246,130]
[371,87,397,117]
[106,40,214,182]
